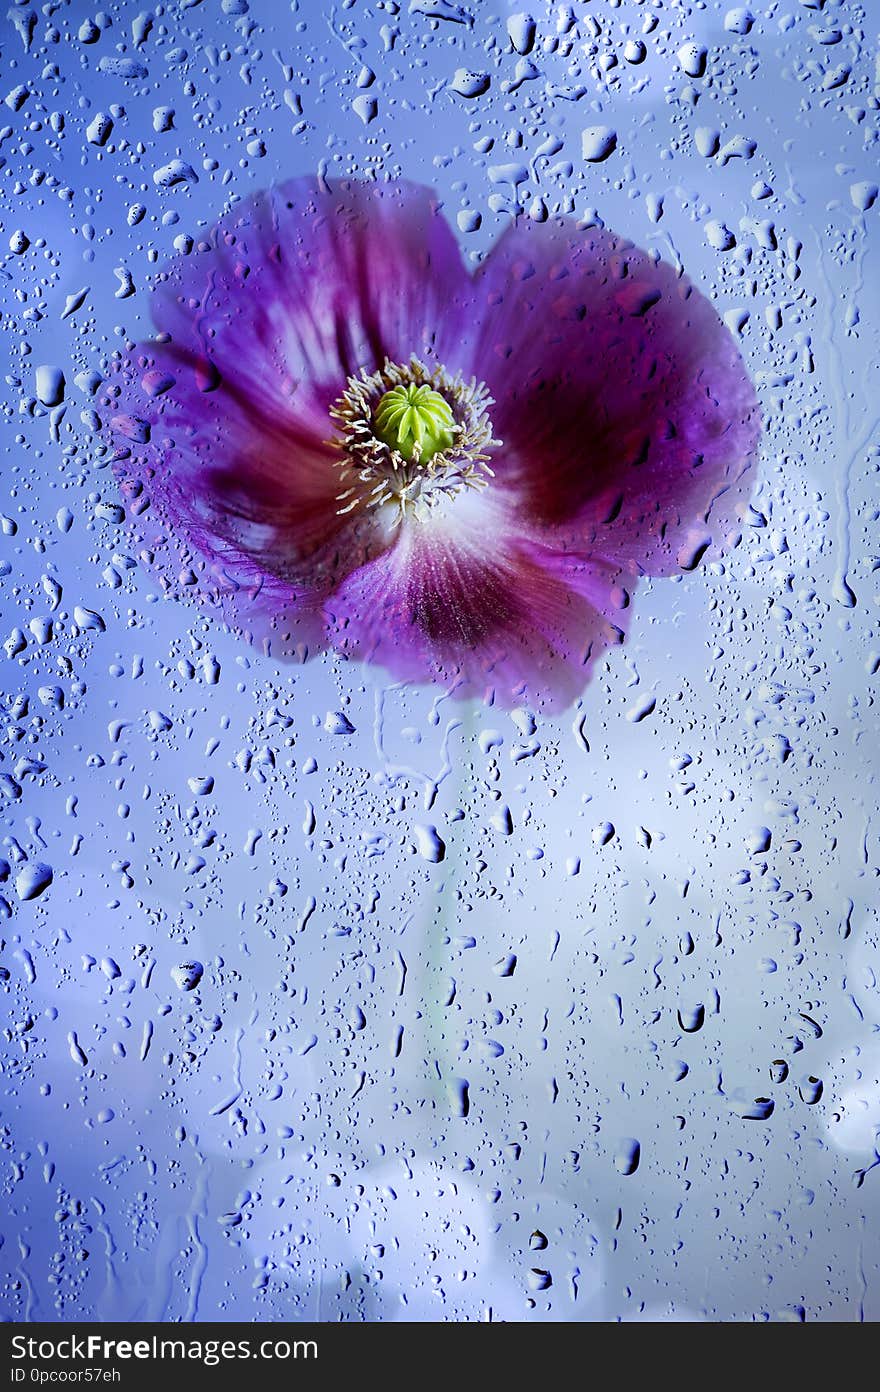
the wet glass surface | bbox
[1,0,878,1322]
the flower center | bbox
[330,357,499,521]
[373,383,456,465]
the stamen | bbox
[330,357,499,522]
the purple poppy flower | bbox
[109,178,759,709]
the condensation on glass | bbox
[0,0,877,1323]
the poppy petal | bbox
[324,497,628,709]
[472,217,760,575]
[110,179,472,637]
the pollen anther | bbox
[330,357,499,521]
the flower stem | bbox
[424,698,477,1113]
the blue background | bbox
[1,0,878,1321]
